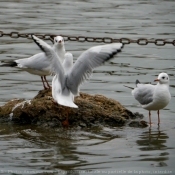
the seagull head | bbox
[54,36,64,46]
[154,72,170,85]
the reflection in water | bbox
[0,0,175,174]
[0,124,125,174]
[0,123,175,174]
[1,126,83,174]
[19,127,88,172]
[137,127,169,165]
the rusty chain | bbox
[0,30,175,46]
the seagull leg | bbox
[41,76,48,89]
[149,111,152,125]
[51,99,58,105]
[157,110,160,126]
[44,76,51,89]
[62,107,70,127]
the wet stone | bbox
[0,89,147,128]
[128,120,148,128]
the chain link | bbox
[0,30,175,46]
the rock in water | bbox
[0,89,147,128]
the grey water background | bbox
[0,0,175,175]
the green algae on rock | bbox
[0,89,147,128]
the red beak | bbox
[58,40,62,43]
[154,78,159,82]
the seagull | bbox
[31,35,123,108]
[0,36,66,89]
[51,52,75,107]
[126,73,171,125]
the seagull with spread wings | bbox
[32,35,123,108]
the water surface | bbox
[0,0,175,174]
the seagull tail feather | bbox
[123,85,134,90]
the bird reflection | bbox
[19,127,87,174]
[137,127,169,151]
[136,127,169,164]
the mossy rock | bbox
[0,89,148,128]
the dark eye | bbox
[55,39,57,43]
[162,77,165,79]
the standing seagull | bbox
[131,73,171,125]
[0,36,66,89]
[31,35,123,108]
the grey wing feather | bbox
[31,35,65,85]
[67,43,123,95]
[0,53,49,70]
[15,53,49,70]
[132,84,155,105]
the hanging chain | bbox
[0,30,175,46]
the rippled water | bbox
[0,0,175,174]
